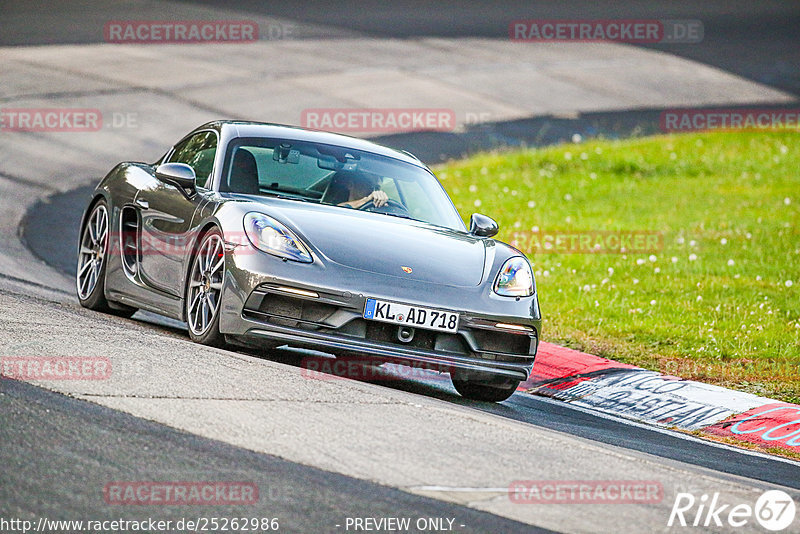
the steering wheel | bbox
[359,198,411,216]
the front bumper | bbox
[219,246,540,382]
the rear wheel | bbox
[451,371,520,402]
[186,229,226,347]
[77,200,136,318]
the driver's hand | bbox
[367,190,389,207]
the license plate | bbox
[363,298,459,333]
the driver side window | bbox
[168,131,218,188]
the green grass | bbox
[435,131,800,403]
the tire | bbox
[451,373,520,402]
[186,228,226,348]
[77,200,136,318]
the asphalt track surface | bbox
[4,1,800,532]
[0,378,544,533]
[5,1,797,95]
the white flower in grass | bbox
[676,236,685,244]
[527,200,536,208]
[696,295,703,301]
[636,258,646,265]
[564,193,572,201]
[784,197,791,205]
[689,240,697,247]
[727,259,735,266]
[589,172,597,179]
[689,254,698,261]
[572,133,582,143]
[469,184,478,192]
[654,267,661,274]
[756,275,762,281]
[650,300,657,305]
[787,280,794,288]
[608,267,614,275]
[632,278,640,284]
[720,238,727,245]
[671,257,678,263]
[649,255,657,262]
[473,199,482,207]
[564,152,573,160]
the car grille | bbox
[242,289,536,362]
[471,328,533,355]
[245,292,338,326]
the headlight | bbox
[243,212,312,263]
[494,257,534,297]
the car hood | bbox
[238,197,486,287]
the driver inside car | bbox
[333,171,389,209]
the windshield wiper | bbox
[371,211,414,221]
[260,191,314,203]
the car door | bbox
[138,130,218,296]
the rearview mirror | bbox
[469,213,499,238]
[155,163,196,195]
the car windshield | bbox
[220,137,465,230]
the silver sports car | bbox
[77,121,541,402]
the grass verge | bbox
[436,131,799,403]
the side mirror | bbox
[469,213,499,238]
[155,163,196,195]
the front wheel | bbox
[451,372,520,402]
[186,229,226,347]
[77,200,136,318]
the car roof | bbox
[193,120,426,169]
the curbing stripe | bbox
[525,342,800,452]
[704,403,800,451]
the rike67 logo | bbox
[668,490,796,531]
